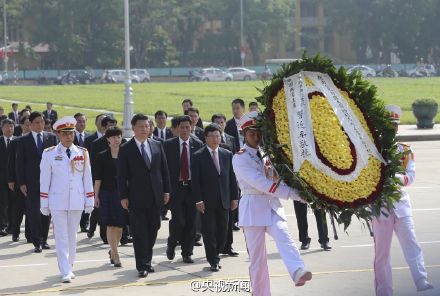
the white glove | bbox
[40,207,50,216]
[84,207,94,214]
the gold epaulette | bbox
[43,146,56,152]
[236,148,246,155]
[77,146,88,151]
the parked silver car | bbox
[192,68,233,81]
[227,67,257,80]
[103,70,140,83]
[347,65,376,77]
[130,69,151,82]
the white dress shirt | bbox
[134,137,152,161]
[207,146,220,172]
[75,130,85,142]
[179,137,191,180]
[157,127,167,140]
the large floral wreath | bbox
[256,55,403,229]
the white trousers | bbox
[51,210,83,277]
[372,213,427,296]
[243,211,305,296]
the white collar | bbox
[179,137,190,145]
[207,146,219,154]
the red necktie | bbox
[180,142,189,181]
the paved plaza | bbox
[0,141,439,296]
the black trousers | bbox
[0,187,10,229]
[9,188,30,238]
[201,205,229,265]
[79,211,89,230]
[88,207,107,243]
[168,186,196,257]
[26,190,50,247]
[129,206,160,271]
[222,208,236,252]
[293,200,329,244]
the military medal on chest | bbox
[70,153,86,174]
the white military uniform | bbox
[233,143,308,296]
[372,143,432,295]
[40,131,94,279]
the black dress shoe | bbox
[0,229,7,236]
[26,238,32,244]
[146,265,155,273]
[12,235,19,242]
[225,250,239,257]
[80,228,88,233]
[232,225,240,231]
[34,246,42,253]
[87,231,94,238]
[41,242,50,250]
[138,270,148,278]
[166,246,175,260]
[210,264,220,272]
[320,242,332,251]
[182,256,194,263]
[194,241,203,247]
[300,242,310,250]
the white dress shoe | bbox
[61,275,71,283]
[69,272,75,279]
[293,268,312,287]
[416,278,433,291]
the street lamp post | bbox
[122,0,134,138]
[240,0,244,67]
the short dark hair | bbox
[46,102,53,106]
[249,101,258,108]
[1,118,14,127]
[171,117,179,128]
[19,108,30,116]
[211,113,226,122]
[25,105,32,111]
[154,110,168,118]
[105,126,122,138]
[131,113,149,126]
[174,115,192,126]
[232,98,245,108]
[20,115,29,125]
[74,112,85,119]
[102,116,117,127]
[12,103,18,107]
[204,123,221,136]
[95,113,105,123]
[182,98,193,106]
[187,107,199,115]
[29,111,43,123]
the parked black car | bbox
[54,71,78,85]
[72,70,96,84]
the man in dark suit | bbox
[182,98,203,128]
[16,111,57,252]
[153,110,173,141]
[8,103,20,125]
[73,112,91,232]
[192,124,239,271]
[164,115,203,264]
[118,114,171,277]
[212,113,240,255]
[0,119,15,236]
[42,102,58,123]
[224,98,245,150]
[83,114,107,152]
[187,107,205,142]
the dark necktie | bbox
[160,130,164,140]
[78,133,84,147]
[6,138,10,148]
[256,150,263,160]
[141,143,151,168]
[66,148,71,159]
[180,142,189,180]
[37,133,43,155]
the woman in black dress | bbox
[94,127,125,267]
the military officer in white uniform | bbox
[232,112,312,296]
[40,116,94,283]
[372,105,433,295]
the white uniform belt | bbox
[242,189,266,195]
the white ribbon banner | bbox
[283,71,386,182]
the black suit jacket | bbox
[73,131,90,147]
[90,135,127,179]
[193,126,205,143]
[163,136,203,199]
[153,127,173,140]
[8,112,20,124]
[225,118,240,150]
[84,132,99,152]
[42,109,58,122]
[15,132,57,190]
[117,138,170,209]
[221,132,237,154]
[7,136,21,184]
[13,126,23,137]
[191,146,238,210]
[0,136,15,187]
